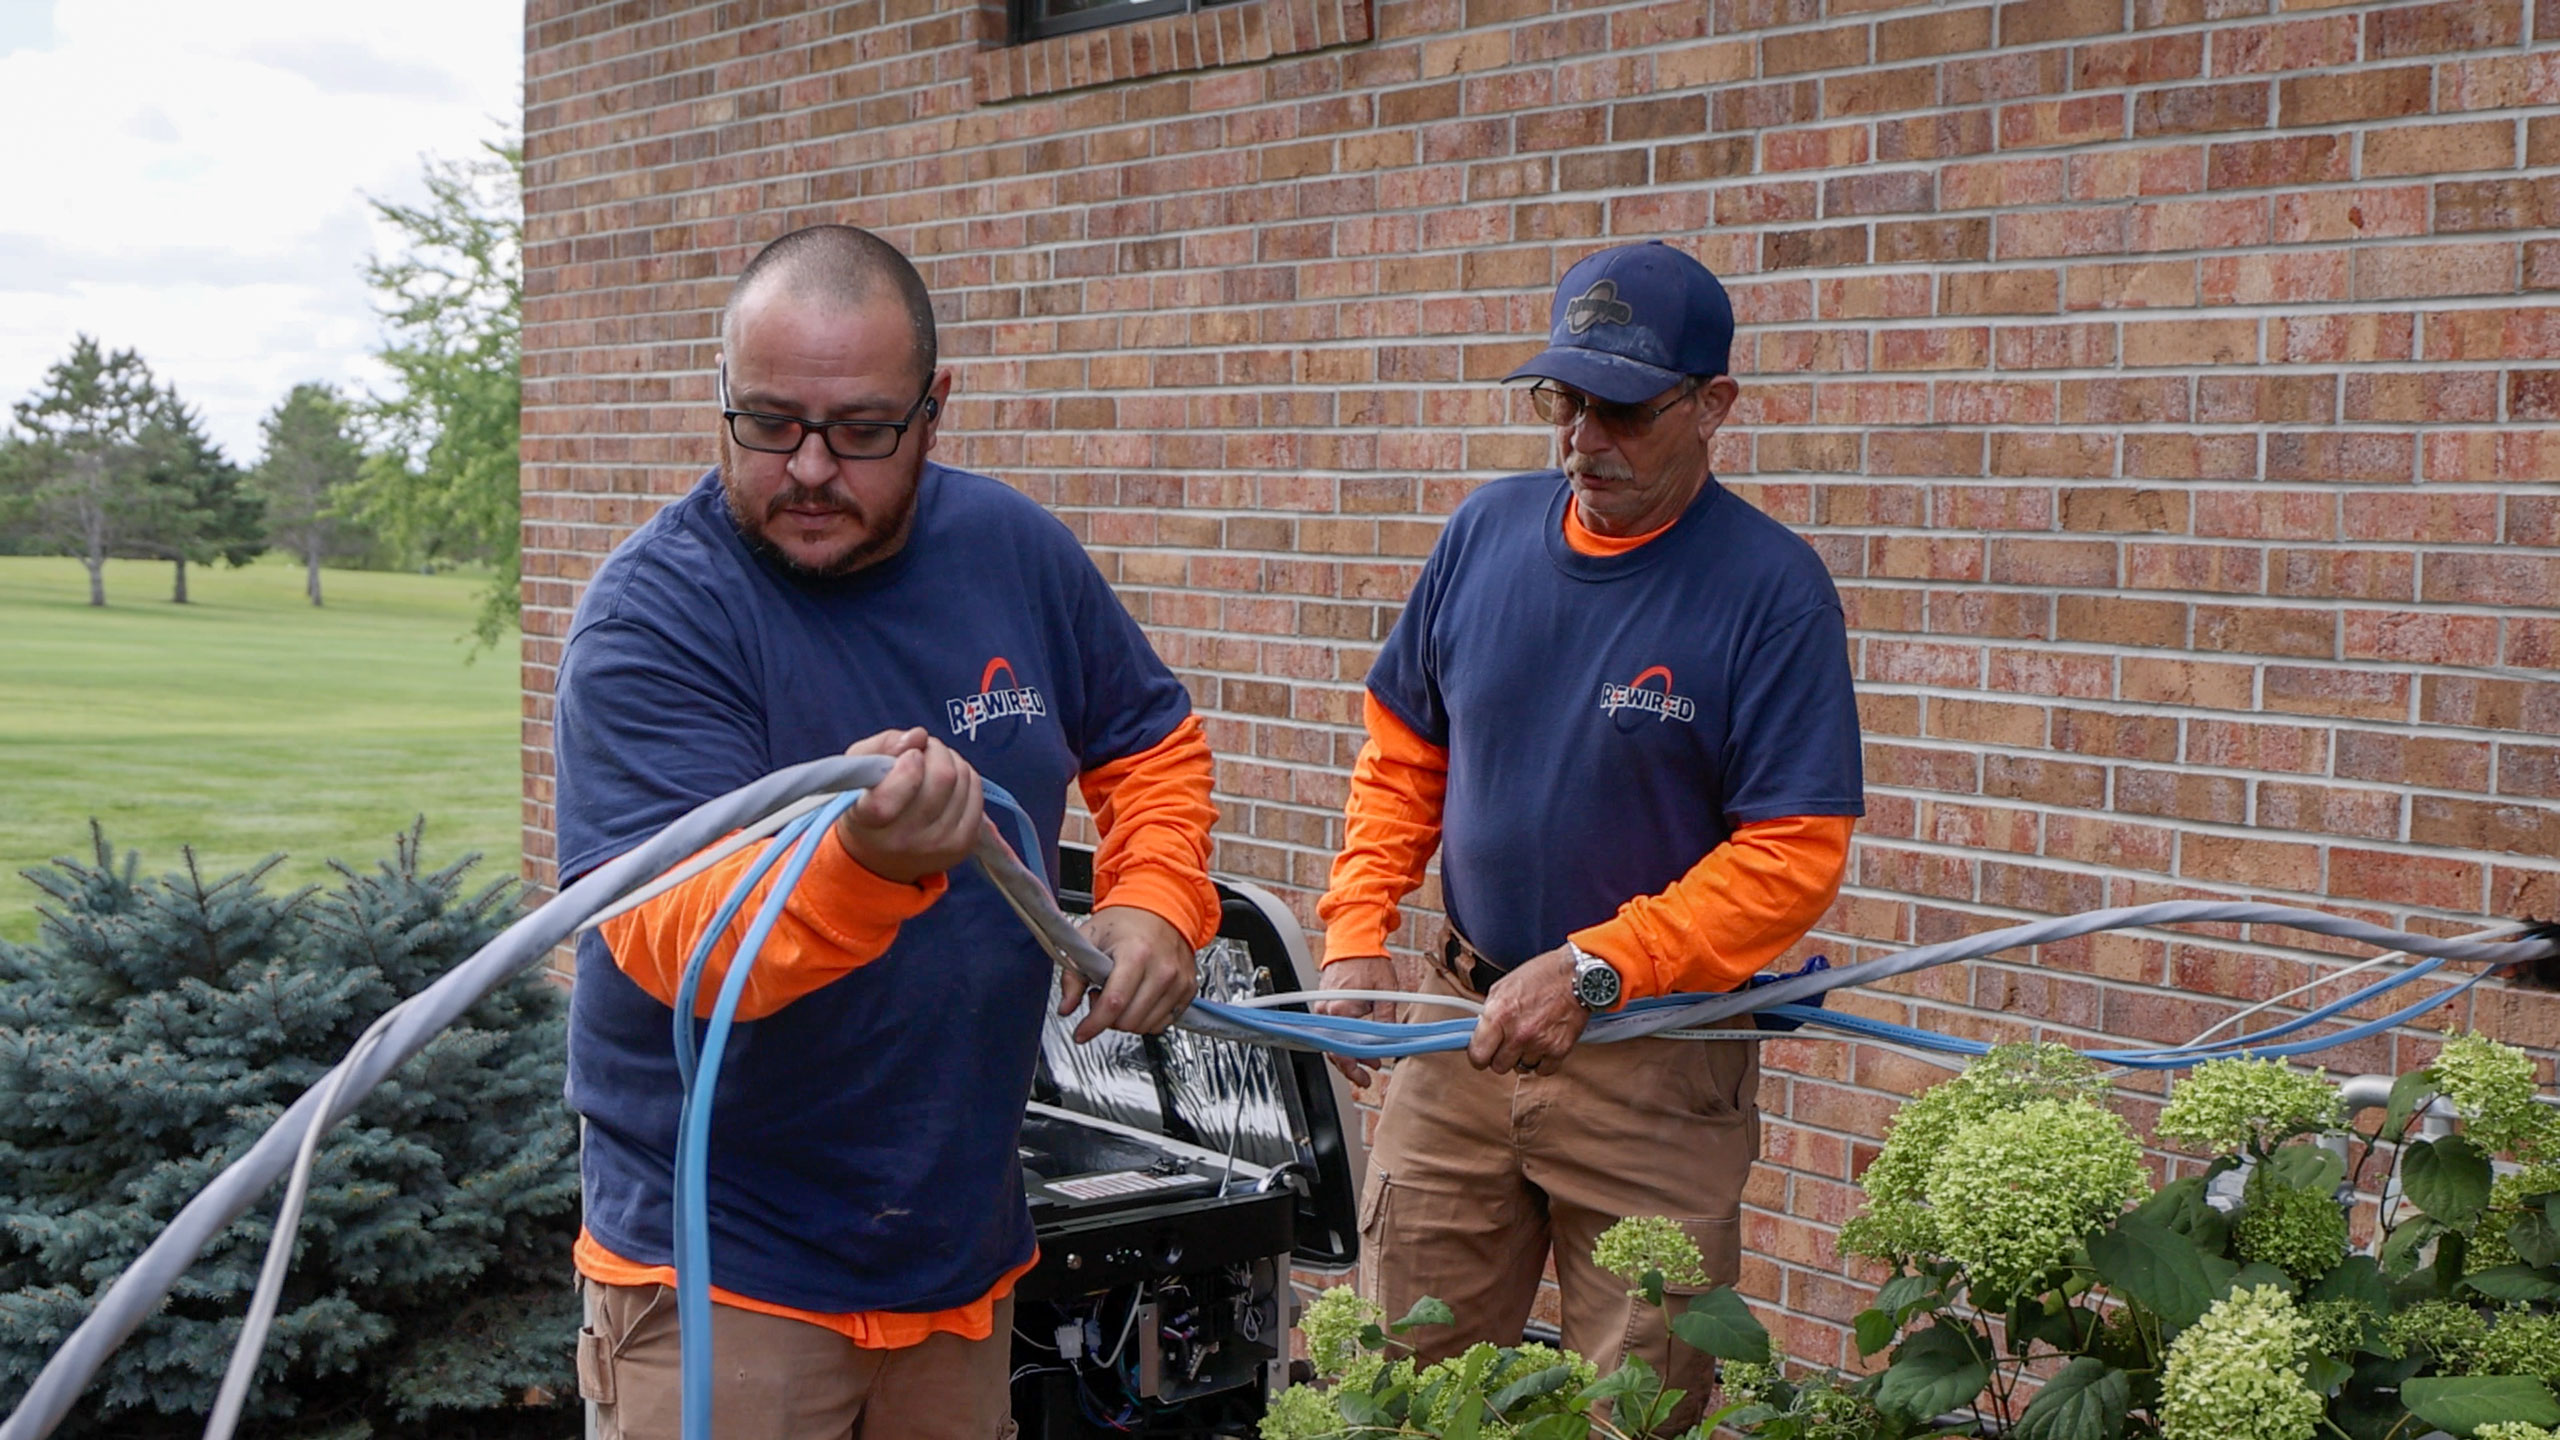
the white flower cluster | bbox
[1841,1043,2110,1265]
[2432,1032,2558,1161]
[2158,1285,2323,1440]
[1923,1097,2147,1299]
[2156,1057,2341,1156]
[1591,1214,1708,1294]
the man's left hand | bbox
[1467,947,1591,1076]
[1064,906,1197,1042]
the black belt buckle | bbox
[1442,934,1511,995]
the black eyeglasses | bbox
[718,362,938,461]
[1527,379,1701,435]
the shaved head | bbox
[722,224,937,383]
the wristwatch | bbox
[1566,942,1622,1011]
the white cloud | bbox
[0,0,520,460]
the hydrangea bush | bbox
[1261,1035,2560,1439]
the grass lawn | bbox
[0,556,522,944]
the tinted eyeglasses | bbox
[718,361,939,461]
[1527,379,1701,436]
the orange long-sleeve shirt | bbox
[577,715,1220,1346]
[1315,504,1854,1001]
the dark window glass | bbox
[1014,0,1236,43]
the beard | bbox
[718,435,920,581]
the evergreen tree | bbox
[350,140,522,649]
[0,337,172,607]
[0,828,580,1438]
[253,385,367,607]
[128,390,265,604]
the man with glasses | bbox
[1313,241,1864,1425]
[552,224,1219,1438]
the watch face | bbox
[1576,962,1620,1009]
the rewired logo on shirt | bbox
[946,657,1048,742]
[1598,664,1696,730]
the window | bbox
[1013,0,1238,44]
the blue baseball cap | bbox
[1505,242,1735,404]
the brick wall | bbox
[522,0,2560,1367]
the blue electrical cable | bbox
[655,777,2538,1440]
[669,784,1040,1440]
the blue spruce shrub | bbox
[0,826,580,1438]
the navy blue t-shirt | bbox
[1368,472,1863,971]
[555,463,1192,1313]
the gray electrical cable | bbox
[11,756,2558,1440]
[1,754,903,1440]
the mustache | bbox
[765,485,856,520]
[1565,454,1634,482]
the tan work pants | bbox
[1358,966,1760,1433]
[578,1280,1017,1440]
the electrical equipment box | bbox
[1010,849,1365,1437]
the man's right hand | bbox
[835,728,984,884]
[1311,954,1400,1087]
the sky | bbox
[0,0,523,460]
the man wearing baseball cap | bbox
[1313,241,1864,1424]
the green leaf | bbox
[2306,1351,2354,1394]
[2379,1215,2445,1278]
[1853,1307,1899,1359]
[1876,1272,1941,1323]
[2387,1069,2437,1136]
[2513,1212,2560,1270]
[2087,1217,2236,1329]
[2459,1264,2560,1303]
[2310,1254,2390,1311]
[1669,1287,1771,1364]
[2267,1142,2346,1194]
[1444,1391,1484,1440]
[2403,1135,2494,1228]
[1511,1414,1591,1440]
[1390,1296,1455,1333]
[2228,1261,2298,1297]
[2010,1357,2129,1440]
[1488,1364,1574,1416]
[2131,1176,2230,1253]
[2401,1375,2560,1433]
[1637,1266,1666,1309]
[1579,1352,1660,1405]
[1874,1323,1992,1424]
[1357,1321,1387,1351]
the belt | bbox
[1438,933,1512,996]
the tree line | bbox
[0,140,523,641]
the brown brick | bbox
[2363,121,2517,177]
[2412,796,2560,859]
[2133,81,2269,137]
[1877,217,1992,263]
[1983,752,2110,807]
[2123,657,2255,709]
[2192,603,2336,659]
[1879,6,1992,59]
[1612,95,1706,142]
[2055,484,2186,536]
[2264,666,2412,722]
[2057,593,2187,647]
[1765,225,1871,270]
[2181,833,2322,891]
[2000,0,2123,43]
[1763,22,1869,75]
[2116,766,2247,824]
[2277,66,2431,126]
[2207,134,2349,190]
[2367,0,2525,57]
[2053,706,2182,759]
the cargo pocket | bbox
[575,1322,615,1407]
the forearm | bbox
[1079,714,1222,949]
[1571,814,1855,1001]
[598,826,945,1021]
[1316,692,1449,964]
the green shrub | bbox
[0,827,578,1438]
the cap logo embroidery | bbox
[1563,279,1633,334]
